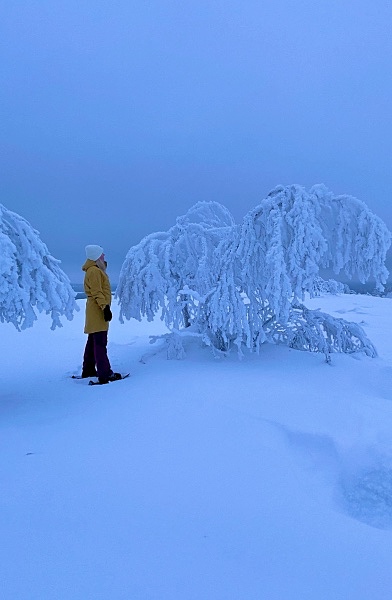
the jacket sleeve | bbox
[87,268,107,310]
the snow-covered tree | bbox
[117,185,391,359]
[0,203,78,330]
[310,276,350,296]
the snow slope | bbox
[2,294,392,600]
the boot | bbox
[81,370,98,378]
[98,372,121,384]
[108,372,122,381]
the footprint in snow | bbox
[338,466,392,529]
[274,421,392,530]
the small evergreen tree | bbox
[0,203,78,330]
[117,185,391,359]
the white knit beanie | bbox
[85,245,104,261]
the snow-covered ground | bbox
[2,294,392,600]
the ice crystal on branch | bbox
[117,186,391,358]
[0,203,78,330]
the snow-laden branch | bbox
[0,203,78,330]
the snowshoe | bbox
[89,373,130,386]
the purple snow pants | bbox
[82,331,112,380]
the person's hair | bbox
[95,258,107,273]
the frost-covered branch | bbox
[238,184,390,321]
[267,303,377,359]
[0,203,78,330]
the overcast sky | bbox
[1,0,392,281]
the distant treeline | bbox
[71,281,390,301]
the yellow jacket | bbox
[82,260,112,334]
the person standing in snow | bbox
[81,245,121,384]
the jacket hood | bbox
[82,259,97,272]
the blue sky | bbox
[1,0,392,281]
